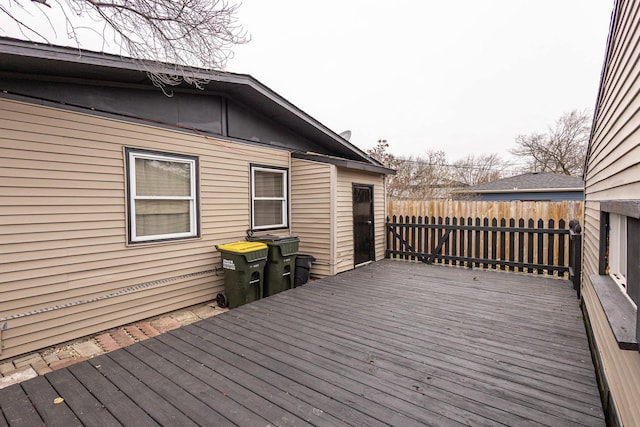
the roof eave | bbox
[292,152,395,175]
[0,37,381,167]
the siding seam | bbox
[0,270,215,322]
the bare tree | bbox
[387,152,448,199]
[368,140,513,199]
[367,139,397,170]
[368,141,460,199]
[451,153,505,186]
[1,0,249,90]
[510,110,591,176]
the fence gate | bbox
[386,215,581,277]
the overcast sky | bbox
[1,1,613,163]
[226,1,613,163]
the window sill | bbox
[590,274,638,350]
[126,236,201,247]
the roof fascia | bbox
[292,152,395,175]
[463,187,584,194]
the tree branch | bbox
[3,0,250,91]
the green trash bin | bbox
[215,241,268,309]
[247,235,299,297]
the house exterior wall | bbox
[335,168,386,274]
[291,160,387,277]
[0,97,290,360]
[583,1,640,425]
[1,77,330,156]
[290,158,333,278]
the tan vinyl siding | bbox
[0,97,289,360]
[582,1,640,424]
[290,159,333,277]
[335,168,386,274]
[582,275,640,426]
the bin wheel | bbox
[216,293,228,308]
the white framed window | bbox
[608,213,627,289]
[126,149,199,243]
[251,165,288,230]
[605,212,637,308]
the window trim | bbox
[595,200,640,351]
[600,206,638,309]
[250,164,289,231]
[608,213,628,295]
[125,148,199,244]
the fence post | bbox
[569,220,582,299]
[385,216,391,259]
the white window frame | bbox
[608,213,635,308]
[609,213,627,285]
[250,165,288,230]
[127,149,198,243]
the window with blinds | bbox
[251,166,288,230]
[126,149,198,243]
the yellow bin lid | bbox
[216,241,267,253]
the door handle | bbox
[366,221,372,225]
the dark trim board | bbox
[292,152,395,175]
[600,200,640,219]
[0,260,604,426]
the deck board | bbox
[45,368,121,427]
[184,324,411,426]
[66,361,160,427]
[123,343,272,426]
[20,376,81,427]
[235,302,594,425]
[0,260,604,426]
[136,338,312,427]
[107,349,234,427]
[191,321,458,426]
[153,332,336,426]
[0,382,45,427]
[87,354,199,426]
[246,296,599,425]
[212,311,537,426]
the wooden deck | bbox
[0,260,604,426]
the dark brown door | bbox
[353,184,375,266]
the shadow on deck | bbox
[0,260,604,426]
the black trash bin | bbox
[215,241,268,309]
[247,235,299,297]
[294,254,316,287]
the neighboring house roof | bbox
[0,37,393,175]
[462,172,584,194]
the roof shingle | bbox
[465,172,584,193]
